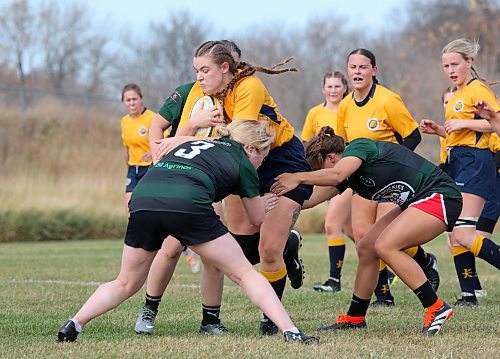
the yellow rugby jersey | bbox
[301,103,337,142]
[445,78,499,149]
[224,75,294,148]
[489,132,500,153]
[121,108,155,166]
[177,82,206,131]
[336,84,418,143]
[439,136,448,164]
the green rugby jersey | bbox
[158,82,195,137]
[129,138,259,214]
[336,138,461,206]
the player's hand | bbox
[270,173,300,196]
[141,152,152,162]
[189,107,224,128]
[419,119,439,134]
[155,137,190,160]
[443,119,464,133]
[261,193,278,213]
[472,100,497,121]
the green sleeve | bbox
[158,82,195,127]
[342,138,378,163]
[236,156,260,198]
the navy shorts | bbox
[447,147,495,199]
[126,165,150,192]
[125,210,229,251]
[257,136,313,206]
[479,168,500,223]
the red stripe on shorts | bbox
[409,193,447,225]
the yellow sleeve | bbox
[335,100,348,140]
[301,107,317,141]
[232,77,266,120]
[385,94,418,138]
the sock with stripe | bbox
[201,304,221,325]
[145,293,162,311]
[471,235,500,269]
[452,247,477,297]
[328,237,346,283]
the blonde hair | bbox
[217,120,275,151]
[442,38,499,86]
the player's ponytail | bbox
[305,126,345,170]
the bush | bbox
[0,209,127,242]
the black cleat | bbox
[284,329,319,344]
[317,313,367,332]
[423,253,440,292]
[454,295,479,307]
[199,323,229,335]
[313,278,341,293]
[57,320,79,342]
[370,297,395,307]
[284,230,305,289]
[259,318,279,336]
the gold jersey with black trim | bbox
[129,138,260,214]
[336,83,418,143]
[121,108,156,166]
[301,103,338,142]
[444,78,499,149]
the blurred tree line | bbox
[0,0,498,138]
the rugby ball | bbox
[189,95,223,138]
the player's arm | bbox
[176,107,224,136]
[302,186,340,209]
[443,119,492,133]
[420,119,447,138]
[149,113,171,164]
[241,194,278,226]
[473,100,500,136]
[155,136,203,159]
[271,156,362,196]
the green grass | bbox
[0,235,498,358]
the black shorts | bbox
[124,210,228,251]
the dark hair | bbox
[194,40,298,104]
[305,126,345,170]
[220,39,242,59]
[347,48,379,84]
[121,83,143,102]
[323,71,349,99]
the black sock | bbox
[413,281,438,308]
[328,244,346,281]
[476,237,500,269]
[453,251,476,296]
[411,246,430,268]
[145,293,162,311]
[202,304,221,326]
[347,294,370,317]
[374,267,393,300]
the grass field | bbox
[0,235,498,358]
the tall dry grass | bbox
[1,100,125,215]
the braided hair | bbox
[194,40,299,104]
[305,126,345,170]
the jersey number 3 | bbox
[174,141,215,159]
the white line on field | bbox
[5,278,203,288]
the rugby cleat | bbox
[370,297,395,307]
[284,329,319,344]
[422,253,440,292]
[284,230,305,289]
[453,295,479,307]
[313,278,341,293]
[316,313,367,332]
[259,318,279,336]
[135,305,158,335]
[57,320,80,342]
[422,301,453,336]
[199,322,229,335]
